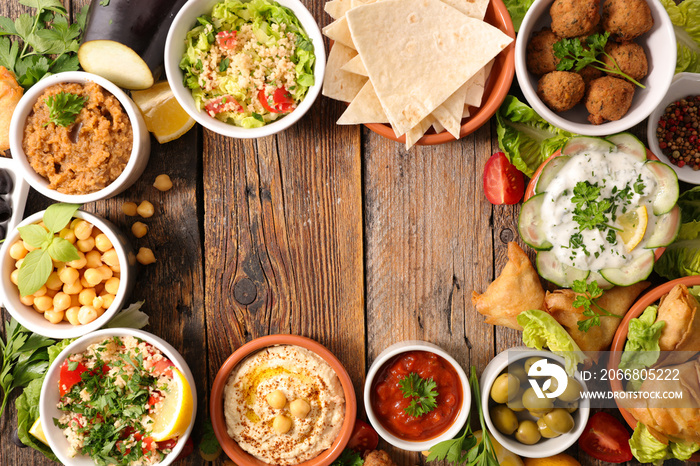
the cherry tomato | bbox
[204,96,241,116]
[483,151,525,205]
[157,438,179,451]
[152,359,175,377]
[258,87,296,114]
[59,360,88,396]
[216,30,237,49]
[578,412,633,463]
[141,436,156,453]
[346,419,379,453]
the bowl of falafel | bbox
[515,0,676,136]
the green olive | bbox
[522,387,554,411]
[490,405,518,435]
[515,420,541,445]
[524,357,546,376]
[537,418,561,439]
[558,377,582,402]
[559,400,579,413]
[490,373,521,404]
[507,364,528,384]
[528,407,554,418]
[543,376,558,394]
[507,389,526,412]
[543,408,575,434]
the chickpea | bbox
[85,250,102,269]
[33,285,47,297]
[10,269,19,285]
[137,247,156,265]
[94,283,105,295]
[20,295,34,306]
[46,272,63,290]
[84,268,102,287]
[96,265,113,281]
[77,237,95,253]
[137,201,155,218]
[272,415,292,434]
[289,399,311,418]
[71,294,80,307]
[59,228,76,244]
[59,266,80,285]
[15,259,23,269]
[92,296,105,309]
[104,277,120,295]
[44,310,64,324]
[79,288,97,306]
[34,296,53,312]
[53,292,71,312]
[101,249,119,267]
[46,289,57,298]
[65,306,81,325]
[266,390,287,409]
[23,240,37,252]
[131,221,148,238]
[51,259,64,270]
[78,306,98,325]
[122,202,138,216]
[153,174,173,191]
[73,220,93,240]
[67,251,87,269]
[70,219,80,229]
[9,241,27,260]
[63,280,83,295]
[95,307,105,318]
[80,275,90,288]
[94,234,112,252]
[100,293,115,309]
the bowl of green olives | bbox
[480,347,590,458]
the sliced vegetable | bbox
[606,133,647,162]
[645,205,681,249]
[587,271,613,290]
[535,155,570,195]
[518,193,553,250]
[561,136,616,156]
[599,249,654,286]
[578,412,632,463]
[483,151,525,205]
[645,161,679,215]
[535,250,589,288]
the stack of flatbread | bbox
[322,0,513,149]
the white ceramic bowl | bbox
[0,210,137,339]
[515,0,676,136]
[364,341,470,452]
[8,71,150,204]
[480,347,590,458]
[0,156,30,236]
[647,72,700,185]
[40,328,197,466]
[164,0,325,139]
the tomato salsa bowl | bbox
[364,341,470,451]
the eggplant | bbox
[78,0,188,90]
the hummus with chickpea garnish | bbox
[223,345,345,465]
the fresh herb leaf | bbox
[99,0,110,5]
[17,248,52,297]
[17,224,51,249]
[44,92,87,127]
[330,448,364,466]
[47,236,80,262]
[219,57,230,72]
[43,202,79,233]
[198,417,222,457]
[399,372,438,417]
[572,279,620,332]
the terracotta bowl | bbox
[210,335,357,466]
[361,0,515,145]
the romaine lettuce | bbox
[619,305,665,390]
[630,423,700,465]
[660,0,700,74]
[502,0,535,32]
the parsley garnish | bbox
[219,57,230,72]
[331,448,364,466]
[553,32,645,88]
[44,92,87,127]
[572,279,620,332]
[399,372,438,418]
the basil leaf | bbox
[17,249,52,296]
[43,203,79,233]
[47,236,79,262]
[17,224,50,249]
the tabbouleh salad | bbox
[179,0,316,128]
[55,336,181,465]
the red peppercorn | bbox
[679,160,686,167]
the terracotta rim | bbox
[359,0,516,145]
[210,335,357,466]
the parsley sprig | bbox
[572,279,620,332]
[399,372,438,418]
[427,367,498,466]
[331,449,364,466]
[44,91,87,127]
[0,0,88,90]
[571,181,620,233]
[553,32,645,88]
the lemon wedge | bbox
[149,367,194,442]
[474,430,524,466]
[131,81,195,144]
[29,417,49,446]
[617,205,648,252]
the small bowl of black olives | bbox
[0,157,30,241]
[480,347,590,458]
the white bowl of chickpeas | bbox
[0,209,137,338]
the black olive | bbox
[0,199,10,223]
[0,169,12,195]
[12,428,27,448]
[0,225,5,241]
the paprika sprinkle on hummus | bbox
[223,345,345,465]
[22,81,133,195]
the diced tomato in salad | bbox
[59,360,88,396]
[151,358,175,377]
[258,86,296,114]
[205,95,243,116]
[216,30,237,49]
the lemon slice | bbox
[474,430,524,466]
[149,367,194,441]
[617,205,648,252]
[29,417,49,446]
[131,81,195,144]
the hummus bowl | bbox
[210,334,357,466]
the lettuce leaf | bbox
[619,305,665,390]
[653,186,700,279]
[660,0,700,73]
[496,96,574,177]
[516,309,586,375]
[503,0,535,32]
[630,423,700,464]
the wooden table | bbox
[0,0,655,465]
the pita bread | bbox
[432,80,471,138]
[322,42,367,102]
[405,114,436,149]
[442,0,490,20]
[337,81,389,124]
[324,0,352,19]
[322,17,355,50]
[340,54,368,76]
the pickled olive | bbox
[543,408,575,434]
[559,400,579,413]
[543,376,558,394]
[522,387,554,411]
[490,405,518,435]
[515,420,541,445]
[490,373,520,404]
[507,389,526,412]
[507,364,528,384]
[524,357,544,375]
[528,407,553,418]
[537,418,561,439]
[558,377,582,402]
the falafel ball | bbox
[364,450,397,466]
[601,41,648,82]
[527,28,561,76]
[537,71,585,113]
[585,76,635,124]
[578,65,604,85]
[602,0,653,41]
[550,0,600,38]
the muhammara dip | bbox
[23,82,132,195]
[224,345,345,465]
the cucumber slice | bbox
[645,205,681,249]
[599,250,655,286]
[644,161,679,215]
[535,156,571,194]
[518,193,553,251]
[606,133,647,162]
[536,250,590,287]
[587,271,614,290]
[561,136,616,156]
